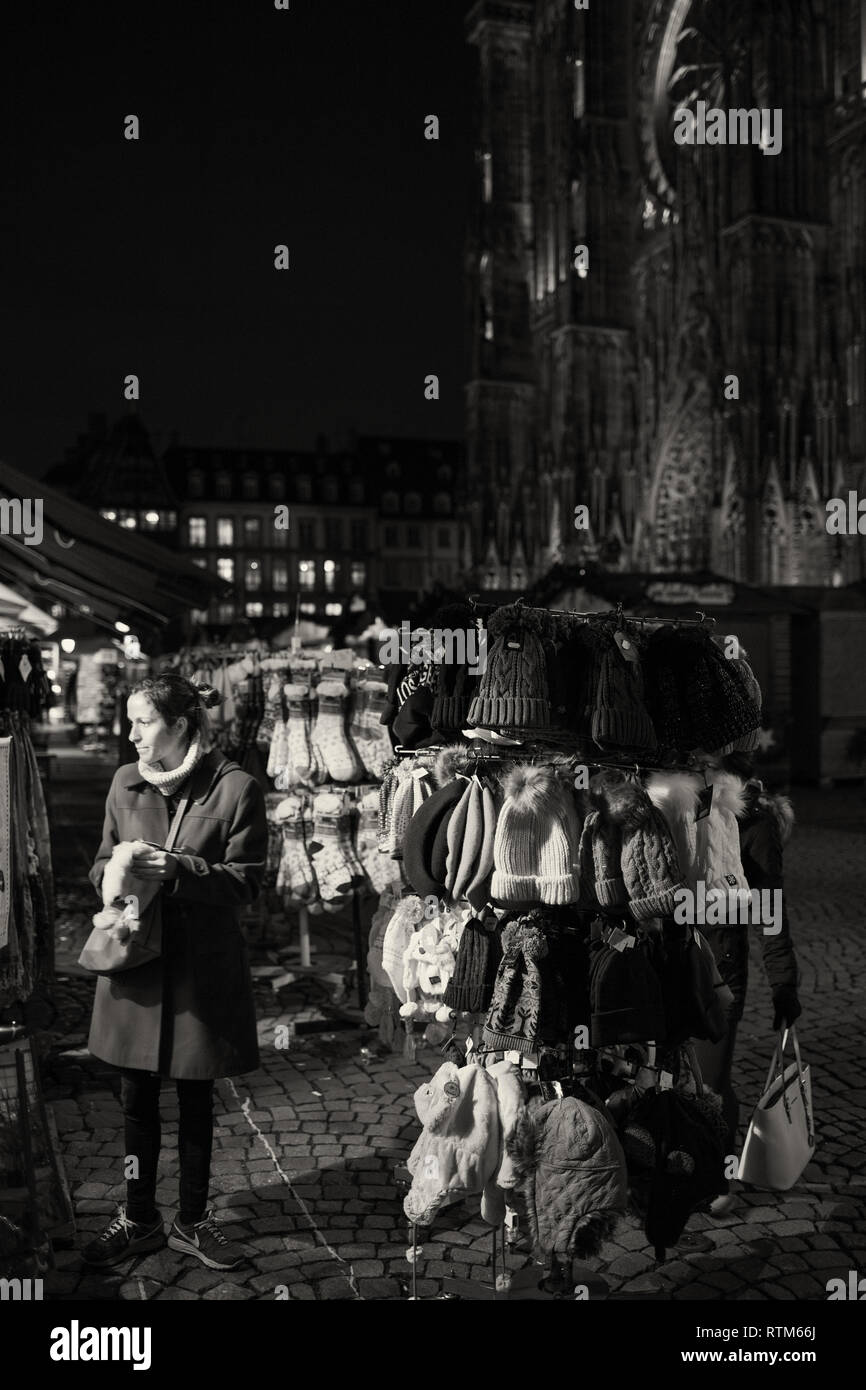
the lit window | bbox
[99,509,118,523]
[482,150,492,202]
[273,560,289,591]
[242,473,259,500]
[299,559,316,589]
[217,602,235,623]
[217,557,234,582]
[300,602,316,615]
[187,517,207,546]
[573,58,585,119]
[142,510,160,528]
[191,557,208,570]
[382,492,399,515]
[119,510,138,530]
[325,602,343,617]
[215,470,232,499]
[191,608,209,624]
[245,560,262,591]
[244,517,261,544]
[217,517,234,547]
[323,559,338,592]
[272,601,291,618]
[350,561,366,587]
[245,601,264,618]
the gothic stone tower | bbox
[464,0,866,588]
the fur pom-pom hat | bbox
[645,771,703,892]
[491,764,580,905]
[614,782,687,920]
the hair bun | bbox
[192,682,222,710]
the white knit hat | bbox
[491,765,580,906]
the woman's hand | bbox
[131,848,179,881]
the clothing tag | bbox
[505,1050,523,1065]
[608,926,633,952]
[18,653,32,682]
[659,1070,673,1091]
[695,784,713,820]
[613,630,639,663]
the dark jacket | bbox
[87,749,267,1079]
[700,782,799,1012]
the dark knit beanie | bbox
[592,628,658,756]
[392,685,437,749]
[442,916,503,1013]
[644,627,760,755]
[402,779,466,899]
[430,603,485,736]
[467,605,550,731]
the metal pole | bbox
[352,891,367,1009]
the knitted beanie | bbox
[644,627,760,754]
[430,603,485,736]
[466,782,498,912]
[714,648,762,754]
[450,777,486,901]
[618,785,686,920]
[482,913,549,1055]
[445,777,474,895]
[442,915,503,1013]
[645,771,702,893]
[390,762,436,860]
[491,765,580,906]
[695,772,749,898]
[403,779,465,899]
[592,628,658,756]
[392,684,437,750]
[589,937,667,1046]
[466,605,550,731]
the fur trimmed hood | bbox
[706,770,748,819]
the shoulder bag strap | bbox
[164,793,191,854]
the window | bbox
[191,557,208,570]
[325,602,343,617]
[382,491,399,514]
[242,473,259,500]
[325,518,343,549]
[99,509,118,523]
[573,57,585,119]
[216,557,234,582]
[298,519,316,547]
[191,608,209,625]
[187,516,207,547]
[349,479,364,503]
[323,559,338,592]
[384,524,399,547]
[385,460,401,480]
[300,601,316,615]
[118,510,138,530]
[296,476,313,502]
[482,150,492,202]
[405,492,422,515]
[350,520,367,550]
[268,473,286,500]
[217,602,235,623]
[245,601,264,618]
[407,526,422,548]
[273,560,289,592]
[141,510,160,529]
[298,559,316,589]
[436,527,451,549]
[434,492,450,516]
[245,559,262,591]
[163,511,177,530]
[273,601,291,618]
[350,561,366,587]
[243,517,261,545]
[215,470,232,499]
[188,469,205,499]
[217,517,234,547]
[272,524,289,547]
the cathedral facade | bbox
[463,0,866,590]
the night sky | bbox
[1,0,474,480]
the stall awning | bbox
[1,461,227,635]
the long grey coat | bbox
[87,750,267,1079]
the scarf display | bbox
[137,735,205,796]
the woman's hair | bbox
[129,673,221,747]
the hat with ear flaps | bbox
[466,604,550,732]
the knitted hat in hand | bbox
[403,779,466,899]
[618,783,686,920]
[443,915,503,1013]
[482,913,549,1055]
[592,628,658,756]
[466,605,550,731]
[491,765,580,906]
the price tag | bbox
[505,1050,523,1065]
[659,1070,674,1091]
[607,926,634,952]
[18,653,32,682]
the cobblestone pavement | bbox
[31,759,866,1300]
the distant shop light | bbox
[115,620,131,633]
[144,511,160,525]
[61,638,76,654]
[51,683,62,694]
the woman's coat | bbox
[87,749,268,1079]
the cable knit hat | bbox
[713,646,762,754]
[644,626,760,754]
[482,913,550,1055]
[467,604,550,732]
[645,771,702,893]
[442,914,503,1013]
[615,783,686,920]
[592,627,658,756]
[576,775,633,908]
[491,765,580,905]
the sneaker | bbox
[167,1210,247,1271]
[81,1208,165,1268]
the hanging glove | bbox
[772,986,802,1032]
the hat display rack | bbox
[372,597,764,1299]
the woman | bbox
[81,673,268,1270]
[694,751,801,1215]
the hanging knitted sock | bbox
[357,790,399,893]
[312,679,364,783]
[283,682,315,785]
[355,677,394,780]
[308,792,363,912]
[268,716,289,784]
[275,796,319,907]
[259,673,283,752]
[264,792,285,887]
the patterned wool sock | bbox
[354,677,394,780]
[259,674,283,749]
[311,679,363,783]
[267,717,289,784]
[356,790,399,893]
[275,796,319,907]
[308,792,363,912]
[284,683,314,785]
